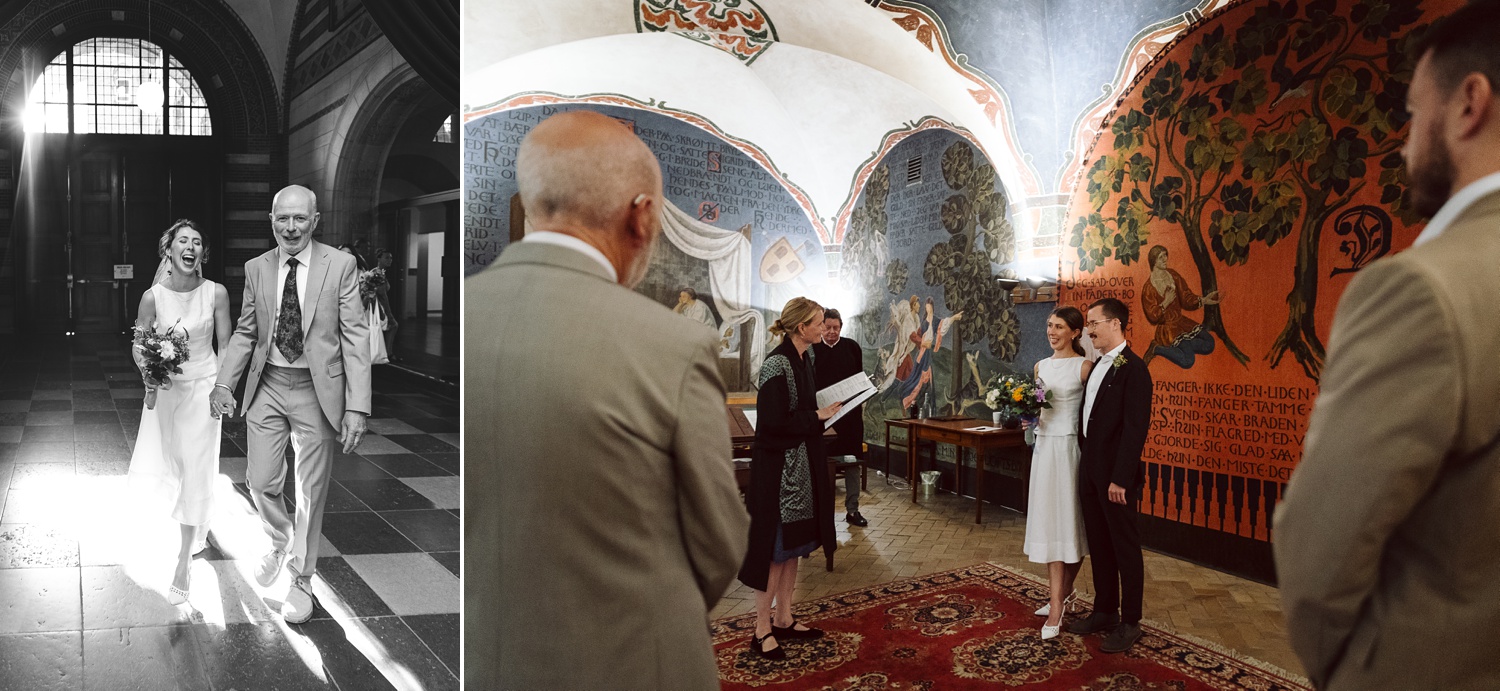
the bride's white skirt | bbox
[1023,432,1088,564]
[128,376,222,526]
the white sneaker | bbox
[283,580,316,624]
[255,549,287,587]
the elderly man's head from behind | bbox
[517,111,664,286]
[1404,2,1500,218]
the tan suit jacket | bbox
[217,240,372,427]
[465,241,749,689]
[1275,191,1500,690]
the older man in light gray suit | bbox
[210,184,371,624]
[1276,5,1500,689]
[466,110,749,688]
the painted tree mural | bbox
[925,142,1021,412]
[1070,0,1426,380]
[839,163,892,341]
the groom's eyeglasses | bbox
[1084,318,1117,328]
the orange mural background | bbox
[1060,0,1462,541]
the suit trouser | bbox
[246,364,338,581]
[1078,473,1144,624]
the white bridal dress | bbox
[1023,356,1088,564]
[127,280,222,526]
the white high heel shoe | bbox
[1034,589,1079,617]
[1041,613,1063,640]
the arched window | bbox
[25,37,212,135]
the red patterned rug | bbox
[712,562,1309,690]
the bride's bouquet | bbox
[985,373,1051,424]
[133,321,190,409]
[358,267,388,306]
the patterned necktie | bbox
[275,257,304,362]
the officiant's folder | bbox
[816,373,877,429]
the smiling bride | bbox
[127,219,232,606]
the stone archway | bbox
[0,0,279,139]
[327,62,446,248]
[0,0,281,333]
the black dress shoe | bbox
[1065,610,1120,635]
[772,619,825,640]
[845,512,869,527]
[752,633,786,660]
[1100,622,1142,653]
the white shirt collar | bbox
[279,244,311,266]
[1096,339,1128,363]
[523,231,618,282]
[1413,171,1500,246]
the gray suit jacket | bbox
[217,240,372,428]
[465,241,749,689]
[1275,191,1500,690]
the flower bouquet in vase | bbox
[985,374,1051,439]
[132,321,190,410]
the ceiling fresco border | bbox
[635,0,779,65]
[1056,0,1232,197]
[869,0,1041,199]
[466,90,828,242]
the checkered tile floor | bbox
[0,335,459,690]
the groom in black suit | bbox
[1067,297,1153,652]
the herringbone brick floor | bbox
[711,474,1302,676]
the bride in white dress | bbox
[128,219,231,605]
[1023,306,1094,639]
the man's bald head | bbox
[270,184,320,255]
[517,111,662,232]
[273,184,318,213]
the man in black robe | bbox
[812,309,871,527]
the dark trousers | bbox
[1078,473,1144,624]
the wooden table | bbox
[905,417,1027,524]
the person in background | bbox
[811,308,871,527]
[374,248,400,361]
[738,297,843,660]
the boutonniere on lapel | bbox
[1112,354,1127,370]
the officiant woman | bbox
[738,296,843,660]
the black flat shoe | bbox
[752,633,786,660]
[845,512,869,527]
[771,619,825,640]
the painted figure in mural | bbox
[673,286,718,331]
[891,298,961,411]
[1140,245,1218,368]
[127,220,231,606]
[1022,306,1094,640]
[1067,298,1152,654]
[739,297,842,661]
[812,308,870,528]
[210,185,372,625]
[877,296,957,409]
[1277,6,1500,689]
[465,110,747,688]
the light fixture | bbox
[135,0,161,116]
[1024,276,1058,289]
[994,277,1020,290]
[135,79,162,115]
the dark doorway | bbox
[18,135,220,334]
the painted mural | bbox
[635,0,779,65]
[840,127,1043,447]
[1062,0,1459,540]
[462,101,826,391]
